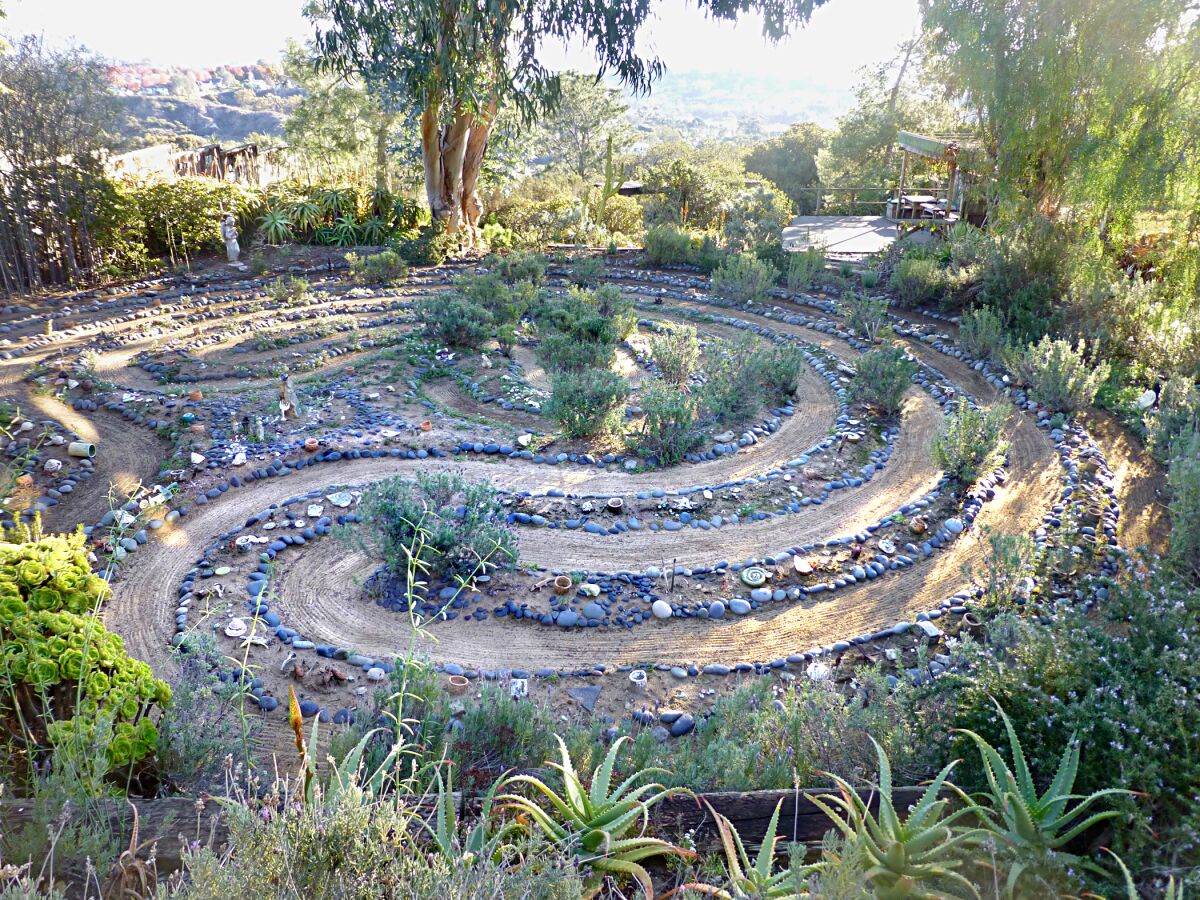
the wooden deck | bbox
[782,215,930,258]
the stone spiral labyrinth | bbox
[0,258,1151,731]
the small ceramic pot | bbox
[188,389,204,401]
[628,669,647,691]
[607,497,624,512]
[68,441,96,459]
[962,612,984,636]
[446,674,469,695]
[304,438,319,452]
[553,575,573,595]
[420,420,433,432]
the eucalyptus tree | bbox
[308,0,829,244]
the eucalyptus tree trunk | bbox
[419,100,496,247]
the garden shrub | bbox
[544,370,629,438]
[629,381,703,465]
[750,238,789,277]
[650,325,701,387]
[486,249,547,286]
[839,291,889,342]
[700,336,765,426]
[643,224,693,265]
[537,333,613,373]
[889,256,945,307]
[1146,375,1200,463]
[914,563,1200,885]
[0,531,171,777]
[691,233,729,274]
[721,183,793,251]
[1009,336,1110,412]
[480,221,514,249]
[786,245,825,291]
[754,345,807,399]
[931,397,1010,483]
[346,249,407,284]
[394,221,456,266]
[414,294,493,349]
[352,472,516,585]
[642,159,726,229]
[592,284,637,341]
[600,193,643,239]
[710,253,777,305]
[1167,429,1200,581]
[120,177,263,261]
[979,215,1067,330]
[851,344,916,415]
[567,255,605,287]
[267,275,310,307]
[958,305,1008,362]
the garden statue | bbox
[220,214,240,263]
[278,372,301,421]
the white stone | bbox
[651,599,673,619]
[366,667,387,682]
[1136,388,1157,410]
[224,618,247,638]
[43,458,62,474]
[794,558,813,575]
[190,452,207,465]
[307,504,324,517]
[327,491,354,508]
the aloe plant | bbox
[669,798,813,898]
[258,208,292,245]
[290,198,324,233]
[425,768,519,867]
[317,187,356,219]
[955,700,1134,891]
[331,215,360,247]
[499,735,693,899]
[358,215,389,245]
[811,738,986,899]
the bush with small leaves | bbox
[932,397,1010,484]
[851,344,916,415]
[0,531,171,776]
[958,305,1008,362]
[545,370,629,438]
[787,245,825,291]
[754,345,807,400]
[485,249,546,286]
[1009,336,1111,412]
[267,275,310,307]
[629,381,703,465]
[643,224,693,265]
[650,325,701,387]
[415,294,493,349]
[1167,428,1200,581]
[700,337,765,426]
[1145,375,1200,464]
[889,255,945,307]
[346,250,407,285]
[351,472,516,586]
[711,253,778,305]
[567,255,605,287]
[692,233,729,275]
[593,283,638,340]
[839,291,889,343]
[860,268,879,289]
[394,221,456,266]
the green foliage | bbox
[958,305,1008,363]
[630,381,703,465]
[1167,429,1200,581]
[860,268,880,290]
[650,325,701,387]
[544,370,629,438]
[643,159,726,229]
[786,245,825,291]
[415,293,493,349]
[721,183,793,251]
[486,249,547,286]
[711,253,778,305]
[956,700,1133,892]
[1009,336,1111,412]
[745,122,827,214]
[257,207,293,245]
[531,286,625,372]
[267,275,310,307]
[352,472,516,585]
[0,532,171,776]
[812,739,986,899]
[1146,376,1200,465]
[121,177,263,264]
[839,291,889,342]
[567,255,605,287]
[346,249,408,284]
[968,530,1036,609]
[700,336,804,426]
[978,217,1068,341]
[499,736,693,899]
[395,221,456,266]
[850,344,916,415]
[889,255,945,307]
[917,563,1200,887]
[643,224,693,266]
[693,233,730,274]
[699,798,812,898]
[931,397,1010,484]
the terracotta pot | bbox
[962,612,984,636]
[553,575,573,595]
[420,420,433,432]
[188,390,204,401]
[304,438,319,452]
[446,674,469,695]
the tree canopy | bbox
[529,71,634,178]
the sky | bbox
[2,0,920,98]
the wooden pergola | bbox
[890,131,964,232]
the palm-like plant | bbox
[955,700,1135,892]
[670,799,813,899]
[499,735,694,899]
[812,738,987,900]
[317,187,356,220]
[369,186,394,218]
[258,208,292,245]
[331,215,360,247]
[290,197,324,234]
[359,215,389,245]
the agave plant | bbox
[330,215,360,247]
[369,186,394,218]
[290,197,324,233]
[811,738,987,899]
[954,699,1134,891]
[499,735,693,899]
[317,187,357,220]
[258,208,292,245]
[359,215,390,245]
[668,798,814,898]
